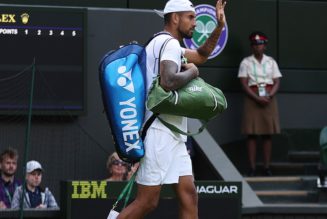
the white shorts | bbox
[136,127,193,185]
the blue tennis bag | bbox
[99,43,146,163]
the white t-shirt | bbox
[238,54,282,86]
[144,33,187,142]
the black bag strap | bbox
[144,31,172,47]
[157,116,208,136]
[141,114,157,140]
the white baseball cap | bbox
[26,160,43,173]
[154,0,195,18]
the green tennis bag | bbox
[146,77,227,121]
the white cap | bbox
[154,0,195,18]
[26,160,43,173]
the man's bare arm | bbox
[159,60,198,91]
[185,0,227,65]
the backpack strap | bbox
[141,36,173,139]
[157,116,208,136]
[156,36,211,136]
[143,34,206,137]
[144,31,172,47]
[141,114,157,141]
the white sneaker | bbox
[107,209,120,219]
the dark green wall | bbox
[0,0,326,204]
[279,1,327,69]
[2,0,327,70]
[0,0,127,7]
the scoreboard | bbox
[0,6,86,115]
[0,11,83,37]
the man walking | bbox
[116,0,227,218]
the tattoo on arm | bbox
[159,60,196,91]
[197,26,223,58]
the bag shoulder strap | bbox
[141,35,174,139]
[144,31,172,47]
[151,35,209,136]
[157,37,209,136]
[111,173,136,211]
[141,114,156,140]
[157,116,208,136]
[158,36,174,71]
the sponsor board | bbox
[68,180,241,199]
[63,181,241,219]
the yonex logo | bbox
[117,65,135,93]
[116,65,141,153]
[183,4,228,59]
[119,97,142,153]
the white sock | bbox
[107,209,120,219]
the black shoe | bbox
[263,168,272,176]
[247,168,256,177]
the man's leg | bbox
[173,175,198,219]
[117,184,161,219]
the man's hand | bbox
[182,63,199,78]
[185,0,227,65]
[160,60,198,91]
[216,0,227,28]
